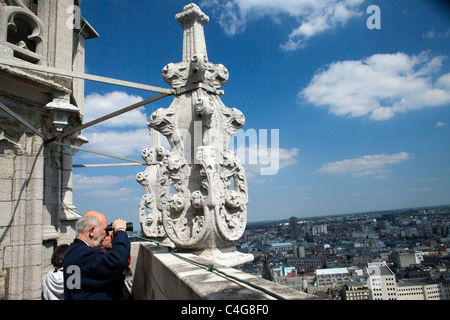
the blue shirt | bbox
[63,230,130,300]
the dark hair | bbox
[51,244,69,269]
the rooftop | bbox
[367,266,394,276]
[397,278,438,287]
[316,268,349,275]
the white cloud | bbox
[300,52,450,120]
[423,28,450,39]
[409,187,430,192]
[352,169,390,178]
[435,121,448,128]
[82,188,135,199]
[84,91,147,128]
[350,191,368,197]
[316,152,410,177]
[73,174,138,200]
[200,0,364,50]
[81,127,151,158]
[79,91,161,158]
[420,177,440,182]
[278,147,301,168]
[233,145,300,176]
[73,174,135,190]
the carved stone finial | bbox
[137,3,253,267]
[175,3,209,26]
[176,3,209,62]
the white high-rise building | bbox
[366,261,447,300]
[366,262,398,300]
[312,224,327,235]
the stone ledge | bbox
[130,242,319,300]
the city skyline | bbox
[239,202,450,300]
[72,0,450,227]
[245,204,450,227]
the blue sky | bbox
[73,0,450,227]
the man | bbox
[63,211,130,300]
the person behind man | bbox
[42,244,69,300]
[63,211,130,300]
[101,230,113,251]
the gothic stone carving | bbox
[1,0,44,59]
[137,3,253,267]
[136,147,169,239]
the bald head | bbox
[76,211,106,232]
[76,211,108,247]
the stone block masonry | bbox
[0,0,97,299]
[131,242,318,300]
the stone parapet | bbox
[130,242,318,300]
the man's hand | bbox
[113,219,127,232]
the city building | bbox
[289,216,299,240]
[390,251,419,268]
[271,242,293,253]
[273,266,296,277]
[288,257,324,269]
[397,279,446,300]
[314,268,351,289]
[293,243,306,258]
[366,261,398,300]
[238,207,450,300]
[342,282,370,300]
[312,224,327,235]
[396,279,425,300]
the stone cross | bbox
[136,3,253,267]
